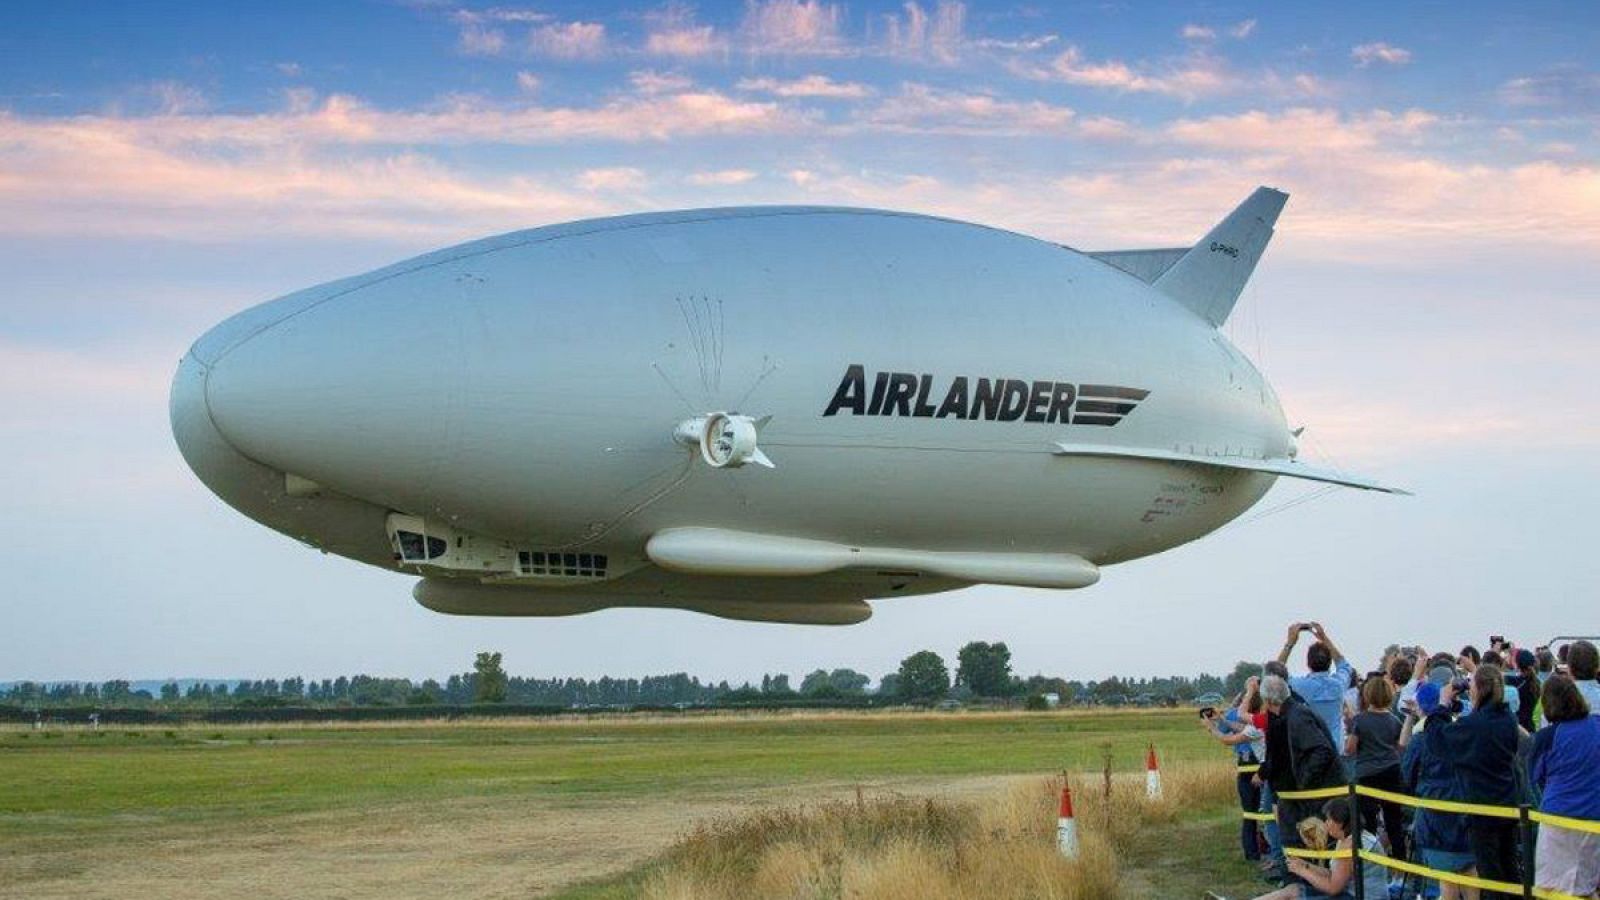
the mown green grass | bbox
[0,710,1219,835]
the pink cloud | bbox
[736,74,871,98]
[1351,42,1411,67]
[860,82,1075,135]
[576,167,647,191]
[529,21,608,59]
[686,168,759,185]
[1019,46,1233,100]
[740,0,846,55]
[882,1,967,64]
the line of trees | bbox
[1,644,1259,711]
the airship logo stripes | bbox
[1069,385,1152,426]
[822,365,1148,427]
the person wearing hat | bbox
[1400,680,1478,899]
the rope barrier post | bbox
[1349,780,1364,900]
[1519,803,1534,899]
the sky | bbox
[2,1,1597,686]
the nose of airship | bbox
[172,280,463,515]
[170,346,288,519]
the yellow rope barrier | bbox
[1357,849,1525,895]
[1233,782,1600,897]
[1355,784,1523,819]
[1282,846,1344,861]
[1530,809,1600,836]
[1534,886,1600,900]
[1236,763,1260,774]
[1273,785,1346,801]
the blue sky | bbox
[2,1,1596,684]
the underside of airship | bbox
[171,186,1403,625]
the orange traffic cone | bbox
[1056,778,1079,858]
[1145,743,1163,800]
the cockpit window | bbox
[396,530,448,561]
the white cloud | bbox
[32,89,805,147]
[457,24,508,57]
[643,5,728,58]
[1075,115,1136,141]
[577,167,647,191]
[1181,24,1215,41]
[646,24,727,57]
[147,81,209,115]
[687,168,759,185]
[739,0,846,56]
[860,82,1075,135]
[1229,19,1257,39]
[0,86,816,239]
[629,70,695,95]
[1290,73,1329,97]
[1351,42,1411,67]
[529,21,608,59]
[0,121,610,241]
[972,34,1057,52]
[737,74,870,98]
[515,71,541,94]
[452,7,549,25]
[1165,107,1436,152]
[1018,46,1232,100]
[275,62,304,78]
[1498,68,1600,110]
[883,1,966,64]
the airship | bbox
[170,186,1402,625]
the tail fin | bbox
[1152,186,1287,327]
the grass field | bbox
[0,709,1272,898]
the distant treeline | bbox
[1,643,1257,715]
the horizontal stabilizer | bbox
[1152,187,1287,327]
[1087,247,1189,284]
[1051,442,1410,495]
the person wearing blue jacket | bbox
[1436,665,1523,898]
[1276,622,1356,747]
[1401,681,1478,900]
[1530,674,1600,896]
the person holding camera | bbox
[1276,622,1355,747]
[1203,676,1269,864]
[1401,681,1479,899]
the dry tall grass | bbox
[639,758,1235,899]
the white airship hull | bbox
[172,196,1396,623]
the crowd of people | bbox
[1201,623,1600,900]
